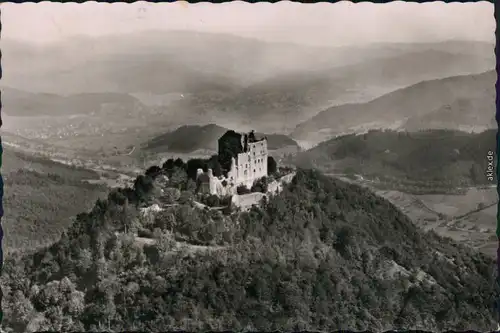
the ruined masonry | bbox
[196,130,268,196]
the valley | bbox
[4,125,498,264]
[333,173,498,258]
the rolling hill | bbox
[240,48,494,110]
[1,147,108,251]
[1,87,145,117]
[173,48,494,133]
[402,95,496,132]
[292,70,495,145]
[145,124,300,153]
[291,129,496,193]
[0,168,496,331]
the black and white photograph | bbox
[0,1,497,331]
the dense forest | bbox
[292,129,496,193]
[2,149,107,252]
[1,164,497,332]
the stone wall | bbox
[196,168,233,196]
[231,171,296,211]
[228,139,268,189]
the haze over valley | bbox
[3,36,495,140]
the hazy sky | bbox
[1,1,494,47]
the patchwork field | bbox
[377,187,498,257]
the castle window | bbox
[254,169,256,173]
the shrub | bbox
[134,175,154,203]
[138,228,154,238]
[108,189,128,205]
[237,185,251,195]
[267,156,278,175]
[173,158,185,169]
[160,188,181,204]
[145,165,162,179]
[179,191,194,204]
[186,159,209,180]
[219,195,233,207]
[162,158,175,172]
[205,194,220,207]
[251,177,268,193]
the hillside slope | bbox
[1,168,496,331]
[292,70,495,145]
[1,148,107,251]
[291,129,496,193]
[403,95,495,132]
[145,124,300,153]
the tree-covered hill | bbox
[145,124,300,153]
[1,165,496,332]
[291,129,496,193]
[292,70,495,145]
[1,148,107,251]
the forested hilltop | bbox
[1,164,496,332]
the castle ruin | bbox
[196,130,269,196]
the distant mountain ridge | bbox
[292,70,495,145]
[2,87,144,117]
[3,34,494,134]
[169,48,494,133]
[145,124,300,153]
[7,33,491,94]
